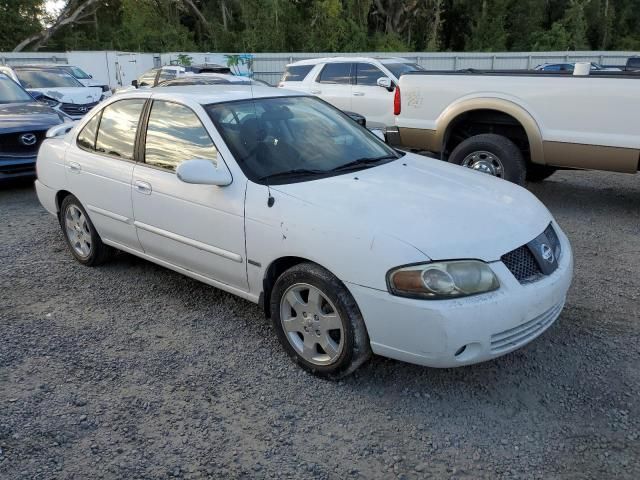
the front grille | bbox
[0,130,47,157]
[60,101,98,116]
[501,245,543,284]
[502,223,562,284]
[490,300,564,353]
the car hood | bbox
[0,101,63,133]
[26,87,102,103]
[273,153,553,262]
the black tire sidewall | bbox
[270,263,368,378]
[449,134,527,185]
[59,195,104,266]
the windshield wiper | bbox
[329,154,399,173]
[258,168,326,182]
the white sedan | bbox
[35,86,573,378]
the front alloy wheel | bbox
[280,283,345,366]
[270,262,371,378]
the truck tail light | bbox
[394,86,401,115]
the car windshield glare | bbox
[16,69,84,88]
[206,96,399,184]
[0,75,33,103]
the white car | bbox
[278,56,424,129]
[35,86,573,378]
[17,64,112,97]
[0,65,104,119]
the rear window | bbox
[317,63,352,85]
[280,65,314,82]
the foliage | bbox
[6,0,640,52]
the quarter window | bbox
[317,63,352,84]
[355,63,385,86]
[76,111,102,151]
[144,100,218,172]
[95,99,145,160]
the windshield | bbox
[206,96,400,184]
[0,74,33,103]
[383,62,424,79]
[68,66,91,79]
[16,69,83,88]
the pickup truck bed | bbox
[394,70,640,184]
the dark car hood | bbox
[0,102,63,134]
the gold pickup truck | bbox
[389,69,640,185]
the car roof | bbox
[287,56,410,67]
[116,85,304,104]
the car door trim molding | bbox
[86,204,132,224]
[133,220,243,263]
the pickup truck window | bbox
[317,63,352,85]
[355,63,385,86]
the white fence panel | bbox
[1,50,638,88]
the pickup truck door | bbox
[65,98,146,251]
[350,63,395,129]
[308,62,353,113]
[131,99,248,290]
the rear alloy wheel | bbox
[448,133,527,185]
[59,195,113,266]
[270,263,371,379]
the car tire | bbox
[270,262,372,379]
[59,194,113,266]
[526,164,557,182]
[448,133,527,186]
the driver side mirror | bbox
[377,77,393,91]
[131,79,138,88]
[176,159,232,186]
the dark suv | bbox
[0,73,65,182]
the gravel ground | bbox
[1,170,639,480]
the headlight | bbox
[387,260,499,299]
[38,96,60,108]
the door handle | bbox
[134,180,152,195]
[68,161,81,173]
[310,90,321,94]
[353,92,365,96]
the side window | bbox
[280,65,314,82]
[138,69,158,87]
[157,70,177,84]
[144,101,218,172]
[317,63,352,84]
[355,63,385,86]
[95,99,145,160]
[76,111,102,151]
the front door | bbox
[310,62,353,112]
[350,63,395,129]
[131,99,248,290]
[65,98,146,250]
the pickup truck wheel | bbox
[449,133,526,185]
[526,164,557,182]
[59,195,113,266]
[270,262,372,379]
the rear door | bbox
[350,62,395,129]
[308,62,353,112]
[131,99,248,290]
[65,98,146,250]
